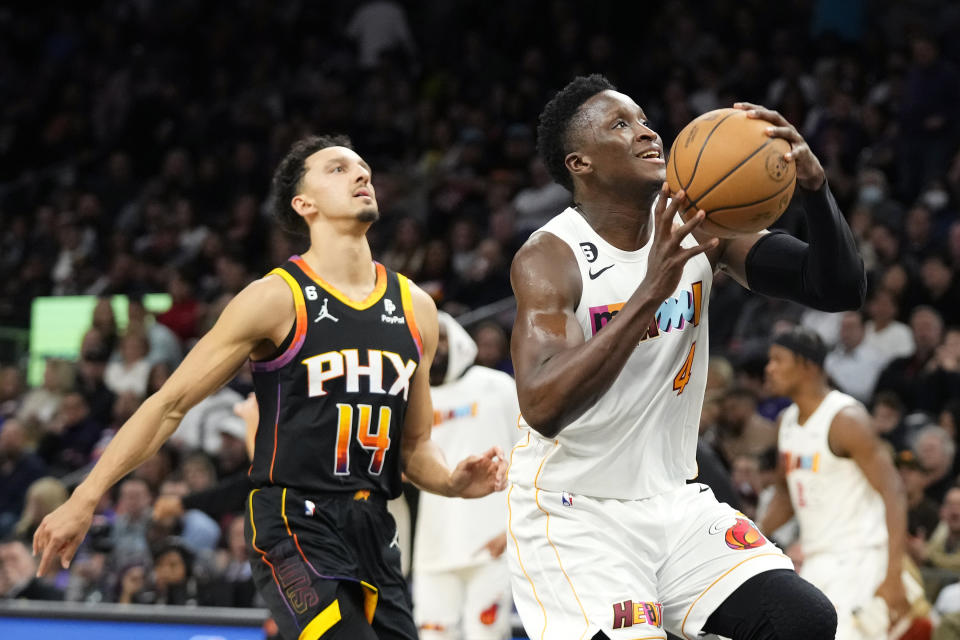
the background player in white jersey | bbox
[508,73,866,640]
[413,312,520,640]
[761,327,916,640]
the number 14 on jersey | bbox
[334,403,392,476]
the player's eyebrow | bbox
[324,155,372,175]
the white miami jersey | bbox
[509,205,713,500]
[414,365,521,573]
[778,390,887,555]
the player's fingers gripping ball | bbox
[667,107,797,237]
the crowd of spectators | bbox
[3,0,960,631]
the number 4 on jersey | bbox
[673,341,696,395]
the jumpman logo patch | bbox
[314,298,339,323]
[389,526,400,550]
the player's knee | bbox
[705,569,837,640]
[761,570,836,640]
[770,574,836,640]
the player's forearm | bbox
[759,483,794,535]
[744,182,865,312]
[881,476,908,579]
[402,436,454,497]
[73,393,186,507]
[519,287,665,437]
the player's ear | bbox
[290,194,315,218]
[565,150,592,178]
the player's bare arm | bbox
[760,415,795,535]
[511,184,715,438]
[32,274,294,576]
[693,103,865,312]
[401,281,507,498]
[827,404,910,624]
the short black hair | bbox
[536,74,616,192]
[772,327,828,368]
[270,134,352,237]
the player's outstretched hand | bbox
[733,102,825,190]
[32,496,94,576]
[642,183,718,303]
[449,446,508,498]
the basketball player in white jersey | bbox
[761,328,913,640]
[508,74,865,640]
[413,312,520,640]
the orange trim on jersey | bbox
[535,488,590,639]
[278,488,379,624]
[397,273,423,357]
[358,581,379,625]
[507,483,548,640]
[268,382,281,483]
[299,599,341,639]
[532,440,558,490]
[248,489,287,617]
[290,255,387,310]
[505,433,549,637]
[680,552,790,639]
[248,489,265,553]
[281,488,319,578]
[250,268,308,372]
[506,431,530,485]
[530,441,590,638]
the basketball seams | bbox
[703,177,795,218]
[686,140,772,212]
[682,111,739,191]
[669,107,798,235]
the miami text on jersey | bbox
[588,281,703,339]
[781,451,821,474]
[432,403,479,426]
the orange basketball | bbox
[666,108,797,238]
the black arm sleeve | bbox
[744,181,866,312]
[181,472,253,520]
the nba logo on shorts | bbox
[561,491,574,507]
[304,499,316,516]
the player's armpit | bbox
[76,275,294,502]
[35,276,296,575]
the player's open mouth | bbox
[636,149,664,164]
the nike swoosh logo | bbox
[699,486,710,493]
[588,264,614,279]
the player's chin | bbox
[356,207,380,223]
[627,162,666,187]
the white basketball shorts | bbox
[506,482,794,640]
[801,546,923,640]
[414,558,512,640]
